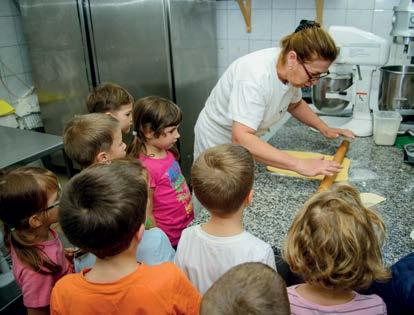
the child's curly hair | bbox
[283,184,390,290]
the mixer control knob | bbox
[409,14,414,28]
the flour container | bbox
[373,111,402,145]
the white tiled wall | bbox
[215,0,408,76]
[2,0,411,92]
[0,0,33,105]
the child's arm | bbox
[146,188,157,228]
[27,307,50,315]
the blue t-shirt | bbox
[74,227,175,271]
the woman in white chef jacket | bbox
[194,20,355,177]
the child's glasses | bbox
[43,183,62,211]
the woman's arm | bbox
[232,121,341,176]
[288,99,355,138]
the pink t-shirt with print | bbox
[11,229,73,308]
[140,151,194,246]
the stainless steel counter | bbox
[0,126,63,169]
[194,118,414,265]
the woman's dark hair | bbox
[127,96,182,158]
[0,167,62,275]
[59,159,148,259]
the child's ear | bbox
[142,126,155,139]
[95,151,111,164]
[245,189,254,206]
[28,214,44,229]
[135,224,145,243]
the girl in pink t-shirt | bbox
[0,167,73,315]
[128,96,194,247]
[283,184,390,315]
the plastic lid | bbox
[373,110,402,120]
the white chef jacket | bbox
[194,47,302,159]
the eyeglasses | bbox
[43,183,61,211]
[44,200,60,211]
[299,59,330,82]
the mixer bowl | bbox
[379,65,414,113]
[312,74,353,114]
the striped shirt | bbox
[288,285,387,315]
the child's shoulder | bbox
[177,225,202,241]
[353,291,385,305]
[141,262,187,285]
[181,224,199,235]
[179,226,270,252]
[241,231,272,249]
[53,272,82,292]
[287,286,386,312]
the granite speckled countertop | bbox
[194,118,414,265]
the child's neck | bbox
[297,283,355,306]
[85,246,139,283]
[144,143,166,159]
[202,208,244,237]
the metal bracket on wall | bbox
[315,0,324,25]
[236,0,251,33]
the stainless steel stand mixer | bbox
[312,26,390,137]
[378,0,414,130]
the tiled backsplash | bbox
[0,0,33,106]
[0,0,410,104]
[216,0,408,77]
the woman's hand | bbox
[320,126,355,139]
[294,156,342,176]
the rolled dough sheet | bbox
[360,192,386,208]
[266,150,351,182]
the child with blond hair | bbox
[63,113,126,167]
[201,262,290,315]
[51,160,201,315]
[175,144,276,294]
[283,183,389,315]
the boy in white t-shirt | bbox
[175,144,276,294]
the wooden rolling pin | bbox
[317,139,350,192]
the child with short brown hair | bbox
[63,113,126,168]
[175,144,276,294]
[51,160,200,315]
[283,183,389,315]
[201,262,290,315]
[86,83,134,133]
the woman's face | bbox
[287,53,332,88]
